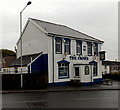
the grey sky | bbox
[0,0,118,61]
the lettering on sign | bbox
[69,56,89,60]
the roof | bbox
[9,53,41,67]
[29,18,104,43]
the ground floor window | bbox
[85,65,89,75]
[58,62,69,79]
[93,64,97,76]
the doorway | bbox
[75,67,80,77]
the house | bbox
[7,18,105,86]
[102,60,120,75]
[0,50,16,73]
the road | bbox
[2,90,119,108]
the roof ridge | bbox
[29,18,66,27]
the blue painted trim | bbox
[48,82,69,86]
[81,82,94,86]
[89,61,97,64]
[81,78,103,86]
[48,78,103,86]
[87,41,92,44]
[57,60,70,64]
[93,78,103,84]
[76,40,82,43]
[55,37,62,40]
[64,38,71,41]
[31,54,48,73]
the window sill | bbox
[56,52,62,54]
[74,76,80,78]
[58,76,69,79]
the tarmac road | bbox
[2,90,119,108]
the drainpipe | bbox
[91,65,93,85]
[52,36,55,85]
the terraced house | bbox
[10,18,105,86]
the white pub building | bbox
[13,18,105,86]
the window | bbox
[94,43,98,56]
[75,67,79,77]
[58,62,69,79]
[64,39,71,54]
[87,42,92,56]
[93,64,97,76]
[105,65,107,69]
[76,40,82,55]
[55,37,62,54]
[85,66,89,75]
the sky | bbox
[0,0,119,61]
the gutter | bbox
[47,33,104,44]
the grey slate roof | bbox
[10,53,40,67]
[30,18,104,43]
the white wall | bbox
[17,20,49,58]
[48,37,103,83]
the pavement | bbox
[1,80,120,94]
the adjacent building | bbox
[0,54,16,73]
[102,60,120,75]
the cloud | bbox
[1,0,118,60]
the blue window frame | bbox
[64,38,71,54]
[93,63,97,76]
[76,40,82,55]
[55,37,62,54]
[87,42,92,56]
[94,42,98,56]
[57,60,70,79]
[85,65,89,75]
[89,61,98,76]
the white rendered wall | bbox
[17,20,48,58]
[48,37,103,83]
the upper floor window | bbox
[76,40,82,55]
[94,42,98,56]
[64,38,71,54]
[55,37,62,54]
[87,42,92,56]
